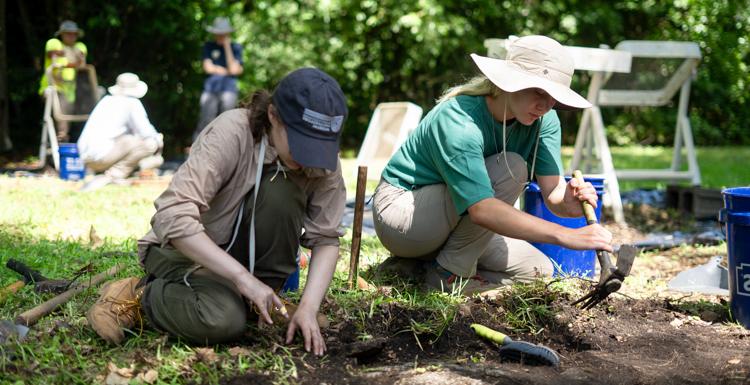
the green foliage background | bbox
[5,0,749,155]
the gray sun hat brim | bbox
[55,21,84,37]
[206,18,235,34]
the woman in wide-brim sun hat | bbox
[372,35,612,295]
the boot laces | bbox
[104,288,145,335]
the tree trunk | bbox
[0,0,11,152]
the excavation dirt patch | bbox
[217,202,748,384]
[216,292,749,385]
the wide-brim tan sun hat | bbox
[470,35,591,110]
[108,72,148,99]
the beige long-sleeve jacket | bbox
[137,109,346,263]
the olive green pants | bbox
[141,167,305,345]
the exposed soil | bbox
[217,203,749,385]
[219,291,749,385]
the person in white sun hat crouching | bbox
[77,72,164,191]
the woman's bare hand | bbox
[235,274,287,325]
[559,224,613,252]
[285,304,326,356]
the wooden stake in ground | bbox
[348,166,368,290]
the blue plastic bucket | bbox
[281,266,300,293]
[281,251,301,293]
[58,143,85,181]
[524,177,605,278]
[720,187,750,329]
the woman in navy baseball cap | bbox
[87,68,348,357]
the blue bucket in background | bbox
[281,251,301,293]
[281,266,300,293]
[58,143,85,181]
[524,176,605,278]
[720,187,750,329]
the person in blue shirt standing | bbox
[193,17,244,141]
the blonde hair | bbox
[436,76,502,104]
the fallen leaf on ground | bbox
[136,369,158,384]
[357,276,375,291]
[195,347,220,364]
[89,225,104,248]
[728,359,741,365]
[105,362,133,385]
[228,346,251,357]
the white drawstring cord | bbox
[493,96,542,185]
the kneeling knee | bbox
[193,294,247,344]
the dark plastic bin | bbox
[720,187,750,329]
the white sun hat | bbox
[108,73,148,99]
[470,35,591,109]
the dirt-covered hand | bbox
[236,275,286,325]
[561,224,613,252]
[285,305,326,356]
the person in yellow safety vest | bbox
[39,20,88,143]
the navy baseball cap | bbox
[272,68,348,171]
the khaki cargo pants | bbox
[85,134,161,180]
[140,167,303,345]
[373,153,553,282]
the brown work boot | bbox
[86,277,145,344]
[424,261,501,296]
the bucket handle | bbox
[719,209,750,226]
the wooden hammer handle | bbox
[572,170,597,225]
[15,263,125,327]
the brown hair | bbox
[242,90,273,141]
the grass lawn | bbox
[0,145,747,384]
[560,145,749,191]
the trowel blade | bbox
[0,320,29,344]
[14,324,29,339]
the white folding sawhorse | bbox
[485,38,632,222]
[570,41,702,223]
[39,64,100,170]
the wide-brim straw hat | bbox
[206,17,234,34]
[108,73,148,99]
[470,35,591,110]
[55,20,84,37]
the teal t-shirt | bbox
[381,95,563,215]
